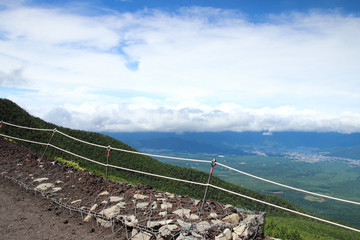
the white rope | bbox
[48,144,107,167]
[2,122,360,233]
[57,129,210,163]
[209,184,360,233]
[47,142,208,187]
[107,163,208,187]
[49,143,208,186]
[1,121,212,164]
[216,162,360,206]
[2,121,53,132]
[2,122,360,205]
[56,130,108,149]
[110,146,211,163]
[0,133,48,146]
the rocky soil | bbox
[0,137,269,239]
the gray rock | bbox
[196,221,210,232]
[116,201,126,208]
[119,215,138,227]
[215,228,231,240]
[110,196,123,202]
[176,233,199,240]
[222,213,240,226]
[224,228,232,239]
[161,202,173,210]
[211,219,223,225]
[233,224,246,236]
[173,209,191,218]
[155,193,163,198]
[71,199,81,204]
[159,224,179,237]
[134,193,148,199]
[177,219,192,229]
[166,192,175,198]
[176,235,202,240]
[33,177,49,182]
[159,211,167,216]
[132,229,152,240]
[100,205,121,218]
[98,191,109,196]
[232,232,241,240]
[34,183,54,191]
[84,203,98,221]
[51,187,62,192]
[137,202,149,209]
[90,204,98,211]
[147,219,174,228]
[83,214,93,222]
[97,218,112,228]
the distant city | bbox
[283,152,360,167]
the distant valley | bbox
[104,131,360,156]
[104,131,360,227]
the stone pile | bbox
[1,148,266,239]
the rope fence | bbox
[1,120,360,233]
[216,162,360,206]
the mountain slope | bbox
[0,98,297,212]
[1,98,359,239]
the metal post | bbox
[201,158,216,209]
[105,145,111,182]
[40,128,56,162]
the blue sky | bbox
[1,0,360,132]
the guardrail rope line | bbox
[1,120,360,233]
[209,184,360,233]
[110,145,212,164]
[0,133,48,146]
[56,130,108,149]
[2,121,53,132]
[216,162,360,206]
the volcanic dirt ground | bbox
[0,138,116,240]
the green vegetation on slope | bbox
[1,98,359,239]
[155,152,360,227]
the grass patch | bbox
[54,157,85,171]
[304,195,325,203]
[265,216,360,240]
[3,137,16,143]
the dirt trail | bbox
[0,137,117,240]
[0,176,116,240]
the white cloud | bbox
[35,100,360,133]
[0,68,27,87]
[1,4,360,132]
